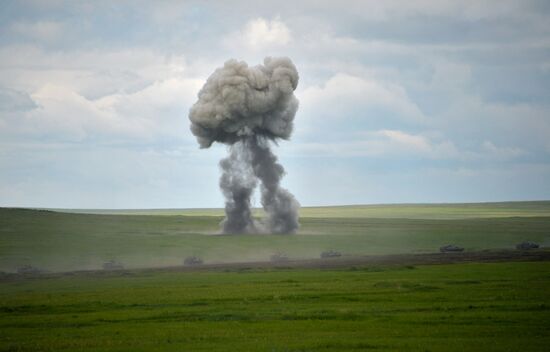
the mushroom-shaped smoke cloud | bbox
[189,57,300,234]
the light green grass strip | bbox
[49,200,550,219]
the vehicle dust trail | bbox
[189,57,300,234]
[4,250,549,280]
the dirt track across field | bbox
[161,249,550,272]
[2,249,549,282]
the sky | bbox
[0,0,549,209]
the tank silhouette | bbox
[16,265,42,274]
[184,256,203,266]
[320,250,342,258]
[439,244,464,253]
[516,241,539,250]
[102,260,124,270]
[270,252,289,262]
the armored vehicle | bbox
[184,256,204,266]
[440,244,464,253]
[102,260,124,270]
[320,250,342,258]
[516,241,539,250]
[16,265,42,274]
[270,252,289,262]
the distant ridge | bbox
[3,200,549,220]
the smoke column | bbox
[189,57,300,234]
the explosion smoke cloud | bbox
[189,57,300,234]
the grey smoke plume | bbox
[189,57,300,234]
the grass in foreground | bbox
[1,261,549,351]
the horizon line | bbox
[3,199,550,212]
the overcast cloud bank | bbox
[0,0,549,208]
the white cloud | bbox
[300,73,425,122]
[15,76,203,142]
[306,0,533,21]
[481,141,525,159]
[224,17,291,50]
[10,20,64,41]
[428,61,472,93]
[436,94,550,152]
[376,130,433,153]
[283,129,457,159]
[0,45,207,143]
[284,129,527,162]
[0,46,193,91]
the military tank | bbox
[439,244,464,253]
[16,265,42,274]
[270,252,289,262]
[102,260,124,270]
[320,250,342,258]
[515,241,539,250]
[184,256,203,266]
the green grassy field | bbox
[1,201,550,351]
[1,262,549,351]
[1,201,549,272]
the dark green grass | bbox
[1,208,550,272]
[1,262,549,351]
